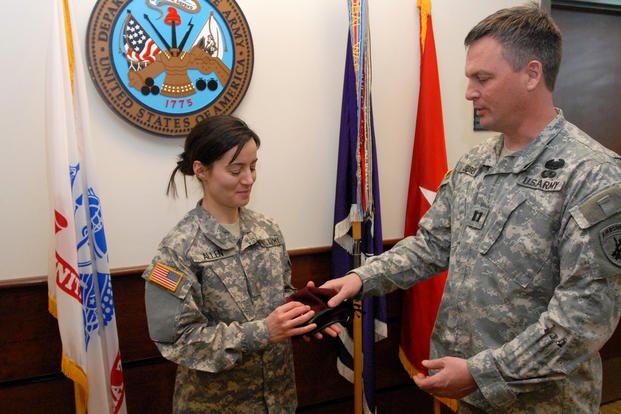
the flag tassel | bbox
[61,353,88,414]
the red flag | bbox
[399,0,448,379]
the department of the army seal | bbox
[86,0,254,137]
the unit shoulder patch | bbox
[600,223,621,267]
[149,262,184,292]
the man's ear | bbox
[525,60,544,91]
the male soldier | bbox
[321,4,621,412]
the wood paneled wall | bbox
[1,247,619,413]
[552,5,621,157]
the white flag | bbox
[46,0,126,412]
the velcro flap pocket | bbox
[145,276,191,343]
[570,184,621,230]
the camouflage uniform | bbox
[143,205,297,414]
[354,112,621,413]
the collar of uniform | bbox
[239,209,274,251]
[193,201,239,250]
[458,135,498,175]
[485,137,504,168]
[507,109,565,174]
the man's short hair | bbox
[464,3,562,91]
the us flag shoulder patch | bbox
[149,262,183,292]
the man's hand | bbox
[301,275,363,340]
[413,357,478,399]
[320,273,362,308]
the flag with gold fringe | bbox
[331,1,387,413]
[46,0,126,412]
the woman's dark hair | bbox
[167,115,261,197]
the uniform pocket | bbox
[479,196,555,288]
[200,254,258,322]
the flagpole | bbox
[352,220,363,414]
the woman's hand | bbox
[266,301,316,343]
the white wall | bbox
[0,0,524,280]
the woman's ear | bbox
[193,160,206,180]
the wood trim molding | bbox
[0,275,46,288]
[0,239,403,289]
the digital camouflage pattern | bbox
[355,112,621,413]
[143,205,297,413]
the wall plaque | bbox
[86,0,254,137]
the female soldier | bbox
[143,115,316,413]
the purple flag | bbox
[331,31,387,414]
